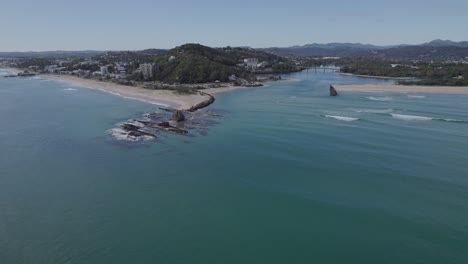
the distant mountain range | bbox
[2,40,468,59]
[261,40,468,58]
[422,39,468,48]
[0,50,107,58]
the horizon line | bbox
[0,39,466,53]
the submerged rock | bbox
[168,127,188,134]
[330,85,338,96]
[172,110,186,122]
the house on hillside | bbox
[244,58,259,70]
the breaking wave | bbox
[353,108,393,114]
[391,114,432,121]
[63,88,77,91]
[436,118,467,123]
[325,115,359,122]
[407,95,426,99]
[390,114,466,123]
[368,96,393,101]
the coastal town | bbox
[0,44,315,92]
[2,41,468,90]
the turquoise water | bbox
[1,69,468,263]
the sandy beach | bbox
[336,72,416,80]
[44,74,215,109]
[204,79,298,94]
[1,67,211,110]
[334,83,468,94]
[1,67,297,109]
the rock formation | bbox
[132,120,188,135]
[121,124,156,138]
[330,85,338,96]
[172,110,186,122]
[185,92,215,112]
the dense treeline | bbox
[153,44,293,83]
[337,58,468,86]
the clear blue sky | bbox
[2,0,467,51]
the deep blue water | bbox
[1,69,468,264]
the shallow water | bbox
[1,69,468,263]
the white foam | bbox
[440,118,465,123]
[63,88,77,91]
[407,95,426,98]
[325,115,359,122]
[353,108,393,114]
[391,114,432,121]
[124,120,145,128]
[108,128,138,141]
[107,127,154,141]
[368,96,393,101]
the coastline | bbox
[41,74,209,109]
[203,78,298,94]
[336,72,416,80]
[1,66,296,109]
[333,83,468,94]
[1,67,215,110]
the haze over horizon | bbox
[2,0,468,52]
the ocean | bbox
[1,69,467,263]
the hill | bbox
[366,46,468,59]
[423,39,468,48]
[152,44,286,83]
[262,40,468,59]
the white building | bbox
[257,61,270,68]
[139,63,159,80]
[45,65,58,73]
[244,58,259,70]
[100,66,109,76]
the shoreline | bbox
[336,72,416,80]
[40,74,198,109]
[333,83,468,94]
[1,67,295,109]
[203,78,298,94]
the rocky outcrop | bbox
[157,122,170,127]
[330,85,338,96]
[185,92,215,112]
[172,110,186,122]
[121,124,156,138]
[121,124,142,131]
[132,120,188,135]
